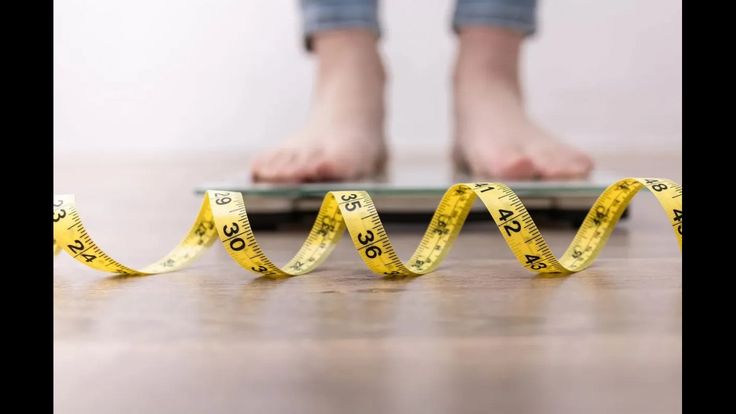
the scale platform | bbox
[194,169,628,230]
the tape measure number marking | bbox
[53,178,682,277]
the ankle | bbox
[312,30,386,80]
[313,29,379,51]
[453,27,522,93]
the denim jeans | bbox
[301,0,537,50]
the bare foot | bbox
[251,30,387,183]
[453,27,593,180]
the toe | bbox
[314,157,345,181]
[251,151,279,181]
[458,138,539,180]
[534,149,594,179]
[282,151,320,182]
[572,154,594,176]
[253,149,298,182]
[492,154,537,180]
[470,148,537,180]
[314,153,360,181]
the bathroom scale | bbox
[194,168,629,230]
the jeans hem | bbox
[302,3,380,51]
[452,2,537,36]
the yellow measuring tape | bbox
[53,178,682,277]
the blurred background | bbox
[54,0,681,160]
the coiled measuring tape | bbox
[53,178,682,277]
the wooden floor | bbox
[53,152,682,414]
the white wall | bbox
[54,0,681,157]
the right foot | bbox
[251,30,387,183]
[452,27,594,180]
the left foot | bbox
[453,27,594,180]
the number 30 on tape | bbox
[53,178,682,277]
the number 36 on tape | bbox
[53,178,682,277]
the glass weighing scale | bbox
[195,167,629,230]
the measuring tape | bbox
[53,178,682,277]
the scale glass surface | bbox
[195,168,628,229]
